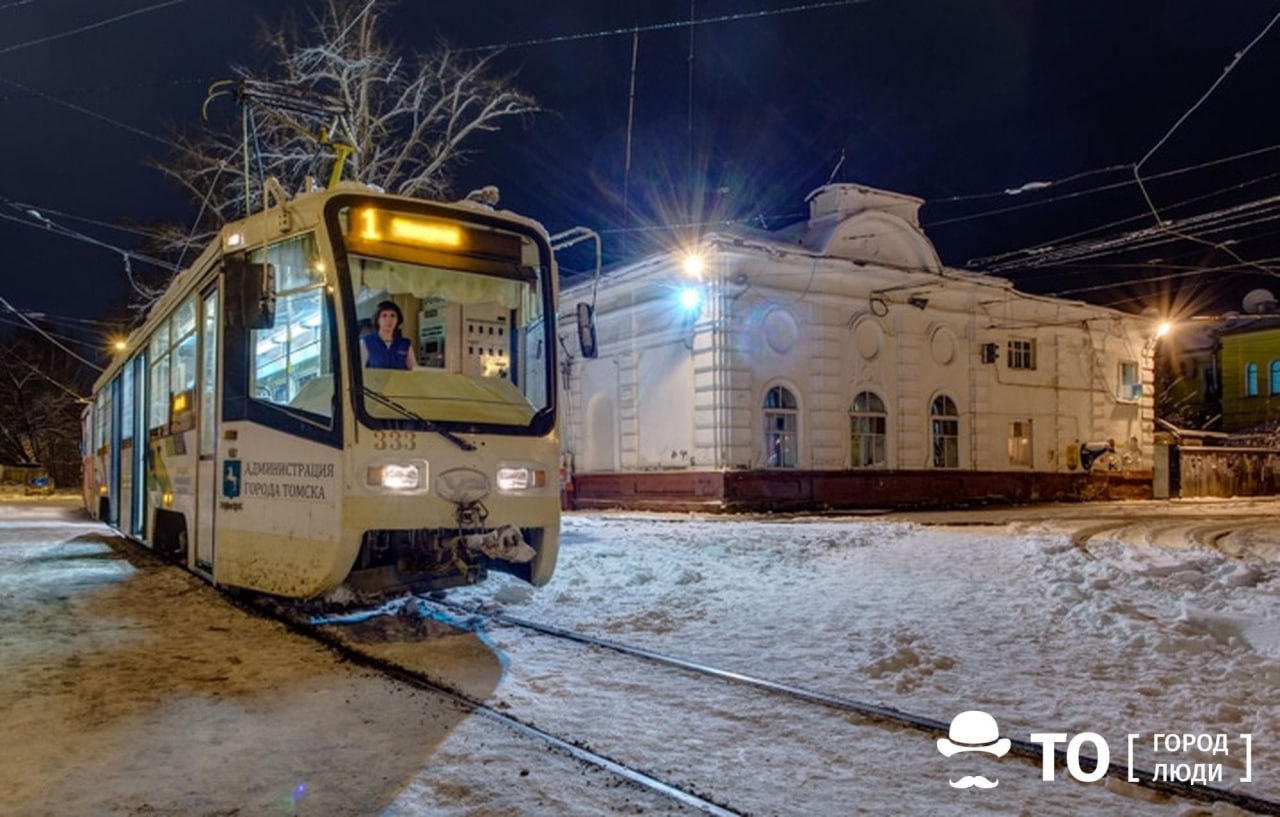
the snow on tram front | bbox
[83,181,566,599]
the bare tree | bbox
[151,0,538,258]
[0,330,92,488]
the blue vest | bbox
[363,333,412,369]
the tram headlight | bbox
[366,461,427,492]
[496,465,547,492]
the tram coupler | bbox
[456,525,536,563]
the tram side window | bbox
[170,296,198,433]
[120,362,134,442]
[249,234,333,419]
[148,320,171,436]
[94,390,108,452]
[200,292,218,457]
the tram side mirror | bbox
[576,302,597,359]
[225,256,277,329]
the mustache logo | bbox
[949,775,999,789]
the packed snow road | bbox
[3,493,1279,815]
[0,496,698,817]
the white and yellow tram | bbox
[84,181,562,598]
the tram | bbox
[83,180,562,598]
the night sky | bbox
[4,0,1280,343]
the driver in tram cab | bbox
[361,300,418,370]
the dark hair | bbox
[374,300,404,334]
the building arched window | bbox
[850,391,886,468]
[1270,360,1280,395]
[1246,362,1259,397]
[763,385,798,468]
[930,394,959,469]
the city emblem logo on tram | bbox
[222,459,242,499]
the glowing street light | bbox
[1155,320,1173,338]
[682,253,705,279]
[678,287,702,312]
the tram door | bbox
[130,356,146,537]
[107,377,121,528]
[193,286,219,570]
[117,364,133,535]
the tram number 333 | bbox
[372,430,417,451]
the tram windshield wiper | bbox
[359,386,477,451]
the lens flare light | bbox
[678,287,702,312]
[682,253,705,278]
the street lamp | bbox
[678,286,702,312]
[682,253,705,279]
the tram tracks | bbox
[88,505,1280,814]
[423,596,1280,816]
[1069,515,1279,571]
[244,592,740,816]
[178,514,1280,816]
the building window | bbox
[1245,362,1259,397]
[1118,360,1141,401]
[1008,420,1032,467]
[930,394,959,469]
[1271,361,1280,396]
[850,391,886,468]
[1007,339,1036,370]
[763,385,798,468]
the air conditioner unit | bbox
[981,343,1000,364]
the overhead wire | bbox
[173,141,241,271]
[0,351,91,404]
[589,140,1280,267]
[459,0,867,53]
[3,0,1276,312]
[0,0,185,57]
[0,206,180,273]
[1125,10,1280,280]
[935,143,1280,234]
[0,197,162,240]
[978,195,1280,275]
[1050,256,1280,301]
[0,294,103,371]
[965,166,1280,270]
[0,76,182,149]
[0,315,105,347]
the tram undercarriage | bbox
[346,525,540,594]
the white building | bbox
[559,183,1156,510]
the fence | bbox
[1155,444,1280,498]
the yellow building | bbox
[1218,316,1280,434]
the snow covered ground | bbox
[3,492,1278,815]
[419,500,1280,815]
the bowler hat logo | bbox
[938,710,1010,789]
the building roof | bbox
[1214,314,1280,338]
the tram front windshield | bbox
[336,204,552,432]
